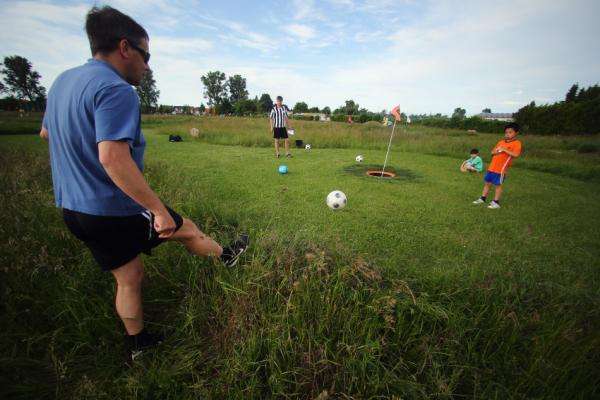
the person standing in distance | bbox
[39,6,248,364]
[269,95,293,158]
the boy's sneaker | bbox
[488,201,501,209]
[472,198,485,204]
[126,329,164,365]
[286,153,293,158]
[221,234,249,267]
[276,153,281,158]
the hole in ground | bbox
[366,170,396,178]
[343,164,420,182]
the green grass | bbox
[1,116,599,399]
[0,111,45,135]
[144,115,600,183]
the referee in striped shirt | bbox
[269,95,293,158]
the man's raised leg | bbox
[169,218,223,257]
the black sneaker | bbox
[286,153,293,158]
[222,233,249,267]
[276,153,281,158]
[125,329,164,364]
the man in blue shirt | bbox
[40,6,248,363]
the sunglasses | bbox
[126,39,150,64]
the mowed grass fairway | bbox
[1,114,599,399]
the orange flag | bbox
[391,105,401,122]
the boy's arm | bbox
[501,149,520,158]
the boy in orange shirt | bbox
[473,123,522,209]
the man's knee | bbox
[112,258,144,288]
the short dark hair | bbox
[276,96,283,101]
[85,6,148,56]
[470,148,479,154]
[504,122,520,132]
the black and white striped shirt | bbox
[270,105,289,128]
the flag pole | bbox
[380,119,397,178]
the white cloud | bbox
[1,0,599,113]
[284,24,317,41]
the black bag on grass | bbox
[169,135,183,142]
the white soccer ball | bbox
[326,190,347,210]
[305,144,312,150]
[355,155,364,163]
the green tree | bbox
[136,69,160,114]
[234,98,257,115]
[452,107,466,119]
[293,101,309,113]
[158,104,174,114]
[1,55,46,108]
[201,71,227,106]
[322,106,331,115]
[199,103,206,113]
[258,93,273,113]
[482,108,492,113]
[308,106,319,113]
[565,84,579,102]
[215,98,233,115]
[344,99,359,115]
[228,74,249,104]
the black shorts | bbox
[62,207,184,271]
[273,127,288,139]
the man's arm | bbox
[98,140,175,238]
[39,127,49,141]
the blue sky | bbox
[1,0,599,115]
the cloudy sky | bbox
[1,0,599,115]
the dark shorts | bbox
[273,127,288,139]
[484,171,506,186]
[62,207,184,271]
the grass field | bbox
[1,114,599,399]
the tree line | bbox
[2,56,597,134]
[513,84,600,135]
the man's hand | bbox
[153,209,176,239]
[39,127,49,141]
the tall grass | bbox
[145,115,600,183]
[1,135,599,399]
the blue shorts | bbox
[484,171,505,186]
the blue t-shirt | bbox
[43,59,146,216]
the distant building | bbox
[477,112,514,122]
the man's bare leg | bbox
[111,256,145,335]
[284,139,290,155]
[274,139,280,156]
[169,218,223,257]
